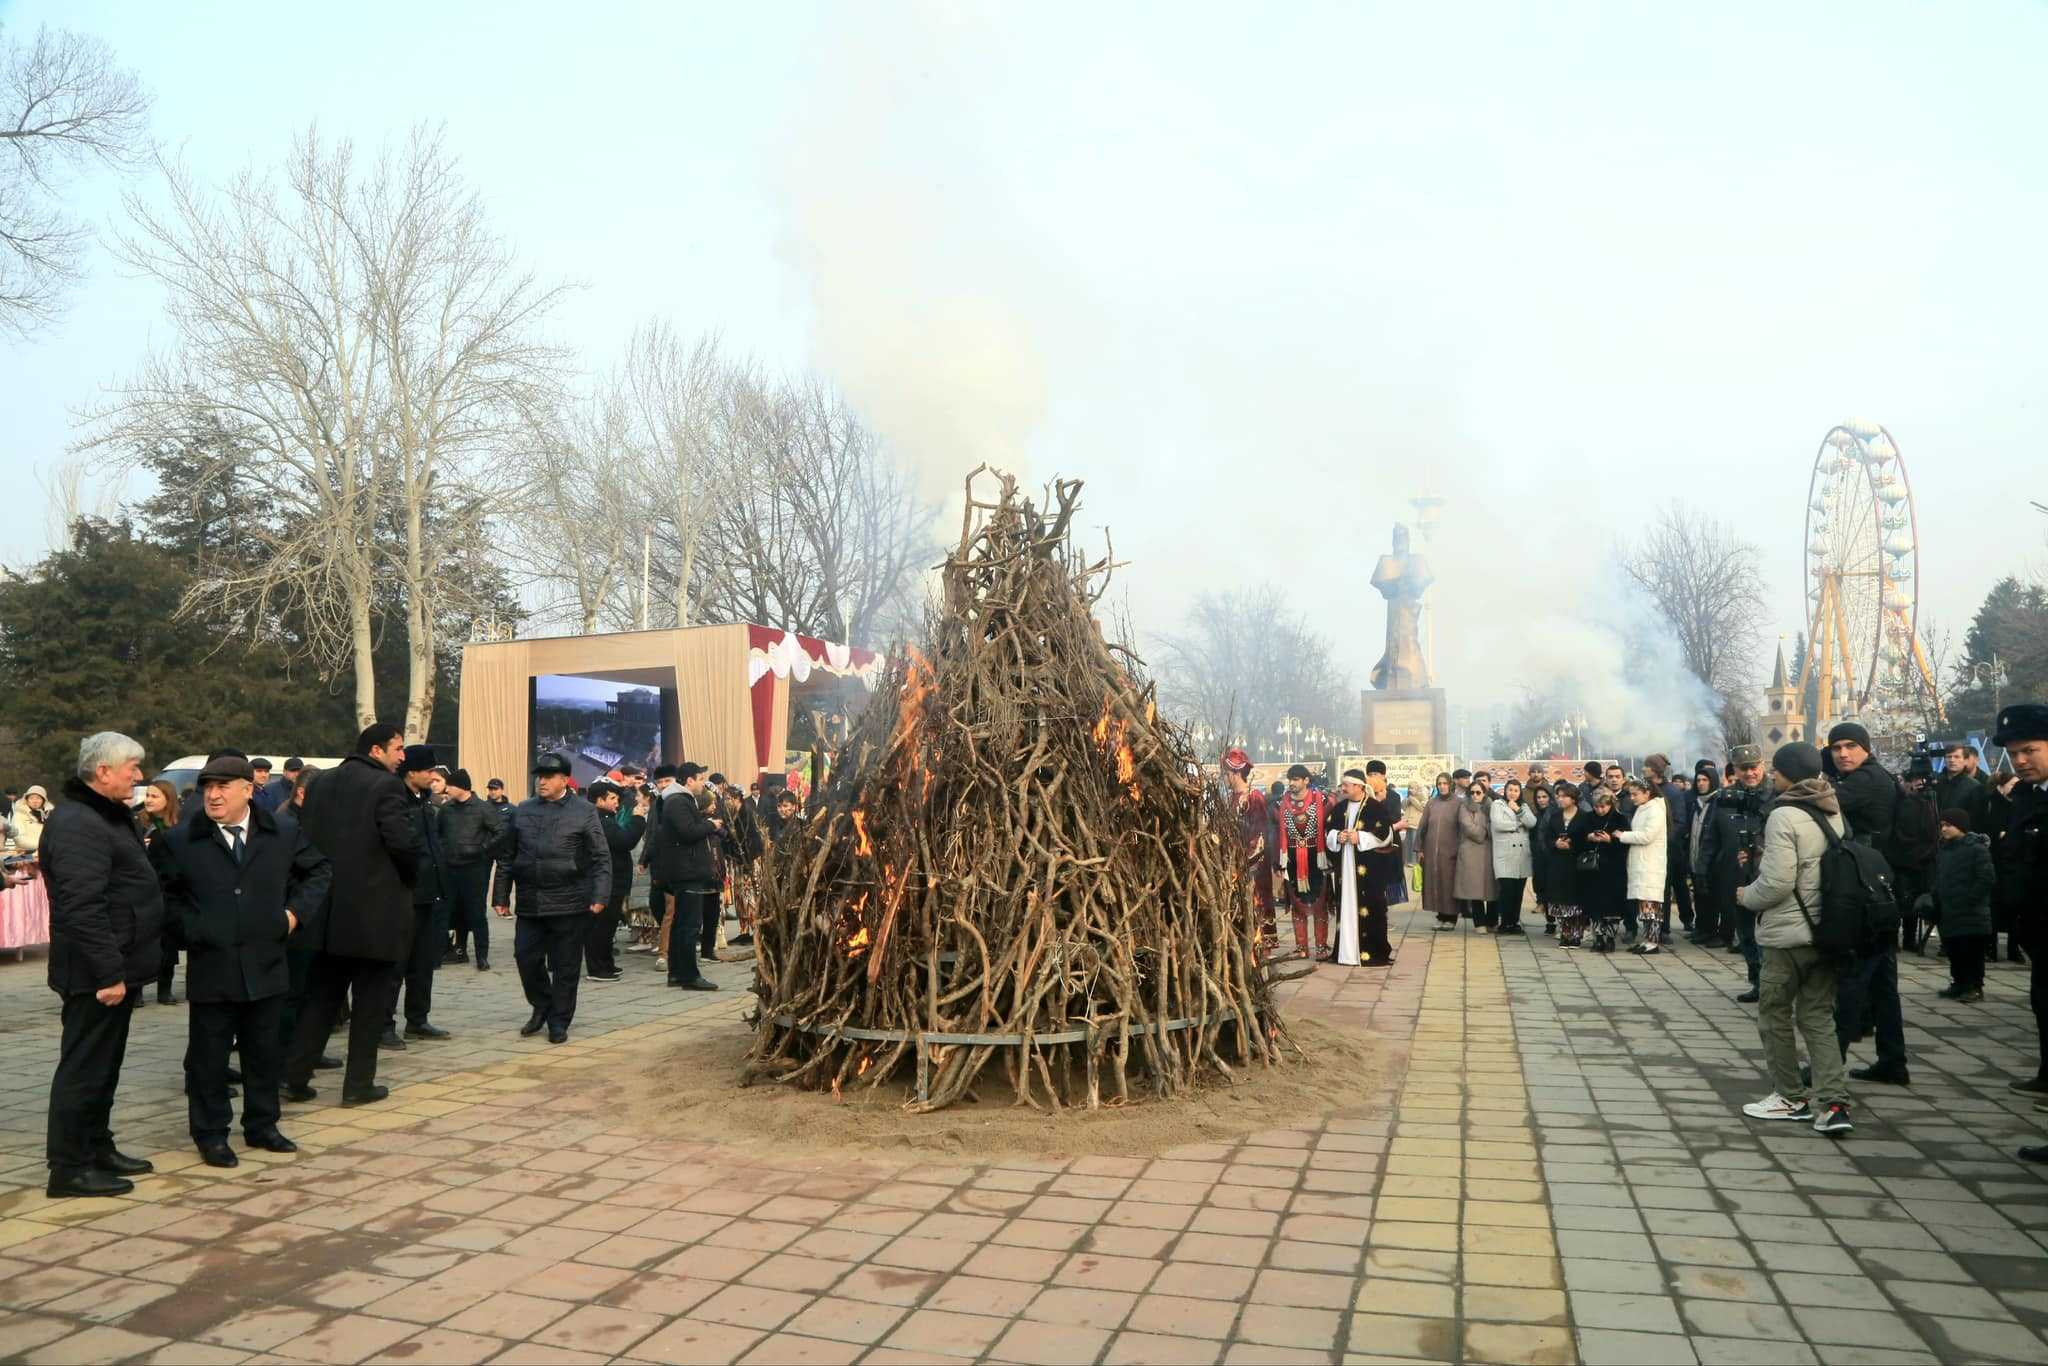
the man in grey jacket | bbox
[493,754,609,1044]
[1737,742,1853,1137]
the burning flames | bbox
[846,923,871,957]
[1092,700,1143,802]
[853,809,873,857]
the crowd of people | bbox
[35,726,787,1199]
[28,699,2048,1196]
[1219,707,2048,1150]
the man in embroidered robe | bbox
[1222,748,1275,954]
[1274,764,1330,959]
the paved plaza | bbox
[1,912,2046,1365]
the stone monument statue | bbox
[1369,523,1433,692]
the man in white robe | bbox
[1324,764,1405,966]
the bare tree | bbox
[1154,584,1355,757]
[84,126,561,734]
[37,456,123,551]
[358,128,570,736]
[516,381,642,633]
[627,322,728,629]
[0,24,151,336]
[1623,502,1771,705]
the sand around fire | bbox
[611,1014,1401,1162]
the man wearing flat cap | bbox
[1698,744,1770,998]
[494,752,610,1044]
[283,723,419,1107]
[1988,703,2048,1163]
[152,755,331,1167]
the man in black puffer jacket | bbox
[1824,721,1910,1087]
[493,753,609,1043]
[41,732,162,1198]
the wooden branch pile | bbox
[744,467,1287,1112]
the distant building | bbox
[1761,640,1807,749]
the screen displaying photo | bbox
[532,675,664,786]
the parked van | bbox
[150,755,347,798]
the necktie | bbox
[229,826,245,865]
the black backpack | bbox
[1792,806,1900,958]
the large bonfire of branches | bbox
[743,469,1287,1113]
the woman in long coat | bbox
[1415,773,1462,930]
[1489,778,1537,935]
[1578,788,1631,952]
[1614,776,1670,953]
[1454,781,1498,930]
[1547,785,1584,943]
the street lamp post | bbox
[1964,656,2009,723]
[1276,715,1303,762]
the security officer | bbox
[1697,744,1770,1001]
[1990,704,2048,1163]
[493,753,610,1044]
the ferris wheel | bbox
[1801,420,1941,731]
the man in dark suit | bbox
[583,780,645,980]
[283,723,419,1107]
[654,763,723,992]
[153,755,331,1167]
[389,745,452,1044]
[40,732,162,1198]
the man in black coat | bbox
[1988,705,2048,1165]
[494,753,610,1043]
[283,723,419,1106]
[1824,721,1910,1086]
[584,780,645,980]
[388,745,453,1044]
[40,732,161,1198]
[654,762,723,992]
[637,764,680,954]
[1697,745,1770,997]
[438,768,497,970]
[154,755,331,1167]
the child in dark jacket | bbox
[1934,808,1995,1001]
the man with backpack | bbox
[1824,722,1910,1087]
[1738,741,1854,1135]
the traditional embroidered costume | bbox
[1273,765,1330,957]
[1324,765,1400,967]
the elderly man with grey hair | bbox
[39,732,163,1197]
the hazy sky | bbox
[4,0,2043,728]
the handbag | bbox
[1575,848,1600,873]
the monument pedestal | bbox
[1362,688,1449,756]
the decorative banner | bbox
[745,626,884,776]
[1335,754,1455,793]
[1468,759,1620,789]
[1200,760,1327,791]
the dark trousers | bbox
[1359,859,1394,963]
[287,954,398,1094]
[280,946,317,1051]
[156,945,177,1001]
[1669,856,1693,930]
[394,899,447,1028]
[645,877,667,939]
[187,995,283,1143]
[449,862,490,962]
[587,888,625,975]
[1730,887,1760,985]
[1947,934,1988,991]
[1461,897,1494,929]
[1836,947,1907,1073]
[515,915,584,1027]
[1494,877,1526,931]
[1894,867,1930,949]
[47,991,137,1170]
[2030,950,2048,1081]
[1693,875,1724,942]
[667,888,716,983]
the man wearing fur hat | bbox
[1221,749,1274,955]
[1823,722,1910,1087]
[1988,703,2048,1163]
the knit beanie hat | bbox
[1773,741,1824,783]
[1826,721,1873,753]
[1939,807,1971,833]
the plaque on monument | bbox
[1362,522,1449,755]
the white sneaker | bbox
[1812,1102,1853,1136]
[655,956,667,970]
[1742,1093,1813,1121]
